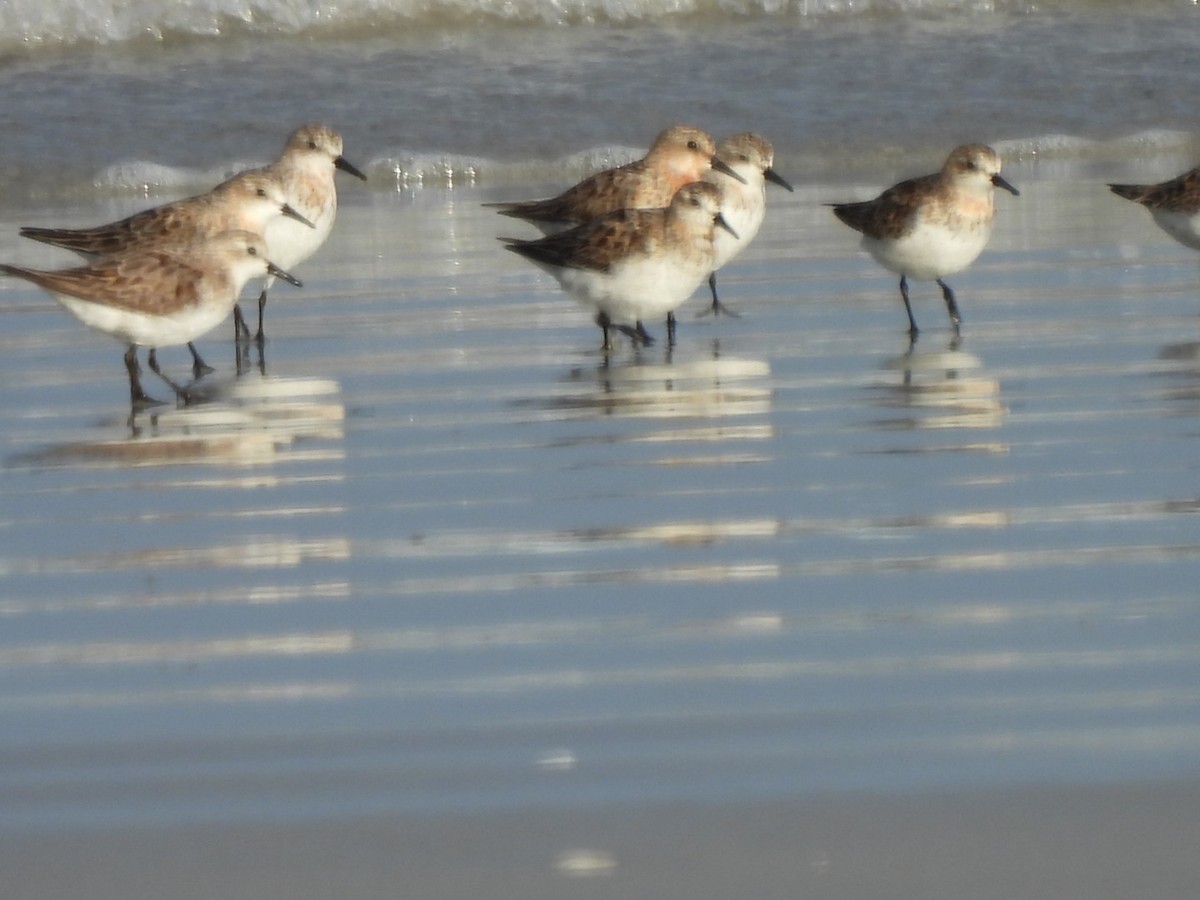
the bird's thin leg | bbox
[900,275,920,339]
[233,304,252,343]
[696,272,741,319]
[254,288,269,345]
[125,346,163,409]
[937,278,962,336]
[187,342,214,378]
[147,348,195,405]
[596,312,614,353]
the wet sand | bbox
[7,781,1200,900]
[3,164,1200,897]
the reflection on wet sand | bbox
[1158,339,1200,415]
[11,374,344,470]
[550,350,772,421]
[523,350,775,462]
[868,340,1007,444]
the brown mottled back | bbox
[0,246,218,316]
[488,125,719,226]
[832,172,941,240]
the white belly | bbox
[555,252,712,326]
[55,293,232,348]
[865,218,992,281]
[712,188,765,271]
[1150,208,1200,252]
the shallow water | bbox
[2,166,1200,842]
[2,2,1200,198]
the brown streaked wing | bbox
[832,172,939,240]
[491,159,652,224]
[2,249,208,316]
[20,199,208,257]
[505,208,661,273]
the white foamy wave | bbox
[23,130,1200,203]
[93,160,271,198]
[0,0,1053,47]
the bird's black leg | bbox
[697,272,741,319]
[596,312,614,352]
[187,342,214,378]
[900,275,920,340]
[233,304,251,343]
[634,321,655,347]
[666,311,677,346]
[147,348,195,405]
[937,278,962,336]
[254,287,269,346]
[125,346,163,409]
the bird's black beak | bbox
[992,173,1019,196]
[268,262,303,287]
[765,167,795,192]
[710,156,748,185]
[335,155,368,181]
[715,212,739,239]
[281,203,317,229]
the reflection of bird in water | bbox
[871,339,1007,435]
[541,353,773,424]
[1158,338,1200,415]
[11,376,344,469]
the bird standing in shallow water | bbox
[18,169,314,376]
[502,182,738,351]
[830,143,1018,340]
[700,132,794,318]
[244,123,367,344]
[1,231,301,408]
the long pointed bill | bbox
[268,262,303,288]
[992,173,1019,196]
[715,212,739,240]
[710,156,748,185]
[335,155,368,181]
[765,167,795,192]
[281,203,317,229]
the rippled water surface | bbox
[2,169,1199,838]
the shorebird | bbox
[242,123,367,343]
[829,143,1018,339]
[1110,164,1200,252]
[700,132,793,317]
[486,124,744,232]
[502,182,737,350]
[19,169,314,375]
[1,231,301,407]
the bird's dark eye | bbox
[256,188,268,198]
[687,140,699,150]
[308,141,318,150]
[247,246,258,256]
